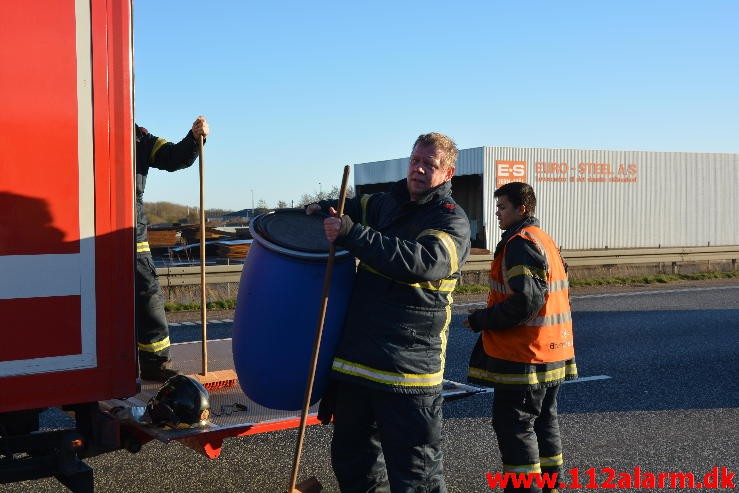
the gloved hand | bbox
[317,380,339,425]
[463,308,483,332]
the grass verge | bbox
[165,299,237,312]
[452,270,739,296]
[164,271,739,311]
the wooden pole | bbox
[287,165,350,493]
[199,135,208,376]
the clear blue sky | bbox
[134,0,738,210]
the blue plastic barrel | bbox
[232,210,355,410]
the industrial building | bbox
[354,147,739,251]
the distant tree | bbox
[205,208,234,219]
[144,201,233,225]
[299,185,354,207]
[276,200,288,209]
[255,199,270,215]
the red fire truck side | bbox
[0,3,482,492]
[0,0,138,489]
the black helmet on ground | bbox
[146,375,210,428]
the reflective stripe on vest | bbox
[468,361,578,386]
[482,225,574,363]
[489,277,569,295]
[136,241,150,253]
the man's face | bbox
[495,195,526,230]
[406,143,455,201]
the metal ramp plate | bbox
[100,339,485,458]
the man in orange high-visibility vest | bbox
[465,181,577,493]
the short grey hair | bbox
[412,132,458,170]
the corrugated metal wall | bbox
[483,147,739,250]
[353,146,739,250]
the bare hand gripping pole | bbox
[287,165,351,493]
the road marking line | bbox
[476,374,611,393]
[455,302,486,308]
[455,285,739,306]
[564,374,611,384]
[169,320,231,327]
[573,285,739,299]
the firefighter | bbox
[464,181,577,493]
[135,116,209,381]
[308,133,471,492]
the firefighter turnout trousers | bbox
[493,384,563,493]
[135,248,171,368]
[331,381,446,493]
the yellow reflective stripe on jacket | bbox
[540,454,563,467]
[138,336,170,354]
[358,264,457,292]
[439,292,452,375]
[332,358,444,387]
[503,463,542,474]
[467,364,576,386]
[360,194,372,226]
[416,229,458,276]
[136,241,150,253]
[507,264,547,282]
[149,137,169,163]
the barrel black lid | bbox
[252,209,332,254]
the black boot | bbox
[140,360,180,382]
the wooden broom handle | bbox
[287,165,350,492]
[199,135,208,376]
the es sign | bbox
[495,160,527,188]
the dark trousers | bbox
[331,381,447,493]
[493,385,562,493]
[135,251,170,368]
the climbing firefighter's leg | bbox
[135,251,178,382]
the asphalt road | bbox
[5,282,738,492]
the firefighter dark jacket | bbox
[467,216,578,390]
[134,124,200,244]
[320,178,471,395]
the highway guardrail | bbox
[157,246,739,286]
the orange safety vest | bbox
[481,225,574,363]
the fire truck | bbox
[0,2,481,491]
